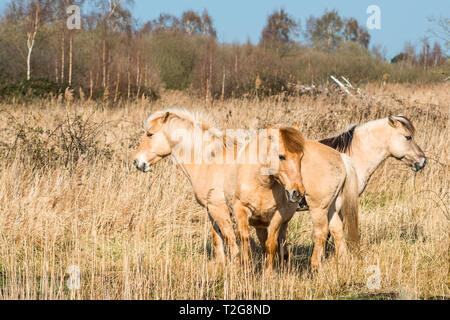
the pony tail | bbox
[340,154,360,249]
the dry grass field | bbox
[0,83,448,300]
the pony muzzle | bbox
[285,189,304,203]
[133,159,152,172]
[413,157,427,172]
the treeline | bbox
[0,0,448,102]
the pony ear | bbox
[162,112,170,123]
[293,123,300,131]
[388,115,397,128]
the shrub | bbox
[0,79,64,102]
[151,32,198,90]
[1,112,113,170]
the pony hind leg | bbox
[209,220,225,264]
[328,197,347,261]
[310,207,330,271]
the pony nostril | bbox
[285,189,290,200]
[292,190,298,198]
[133,159,138,167]
[413,161,424,171]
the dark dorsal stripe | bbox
[319,125,357,153]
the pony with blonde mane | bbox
[319,115,426,195]
[134,108,240,263]
[293,115,425,268]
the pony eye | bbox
[279,155,286,161]
[405,136,412,141]
[146,132,153,137]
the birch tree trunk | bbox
[25,0,41,81]
[102,38,107,87]
[26,36,35,81]
[55,58,59,83]
[89,69,93,100]
[61,32,65,83]
[68,31,73,86]
[114,69,120,102]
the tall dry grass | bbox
[0,83,448,299]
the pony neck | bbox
[248,137,277,188]
[350,119,390,195]
[166,122,229,183]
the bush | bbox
[1,112,113,170]
[151,32,198,90]
[0,79,64,102]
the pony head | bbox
[267,127,306,203]
[386,115,426,172]
[133,111,172,172]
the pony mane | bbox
[280,127,305,153]
[320,115,415,153]
[319,125,357,153]
[144,107,241,151]
[144,107,215,131]
[390,115,416,135]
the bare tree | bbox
[260,9,299,57]
[179,9,216,37]
[428,17,450,55]
[343,18,370,48]
[431,41,444,67]
[404,42,417,65]
[181,10,202,35]
[371,44,386,60]
[151,13,180,33]
[6,0,51,80]
[306,9,343,50]
[200,9,216,38]
[94,0,133,88]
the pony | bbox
[319,115,427,195]
[224,127,306,271]
[252,134,360,270]
[133,108,240,263]
[293,115,426,266]
[133,108,305,268]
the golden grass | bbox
[0,83,448,299]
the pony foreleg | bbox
[207,204,239,262]
[232,200,252,265]
[310,207,329,271]
[265,211,283,272]
[255,228,268,253]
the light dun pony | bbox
[133,109,306,270]
[319,115,426,195]
[134,109,240,263]
[224,127,306,271]
[256,133,361,270]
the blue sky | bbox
[1,0,448,59]
[130,0,449,59]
